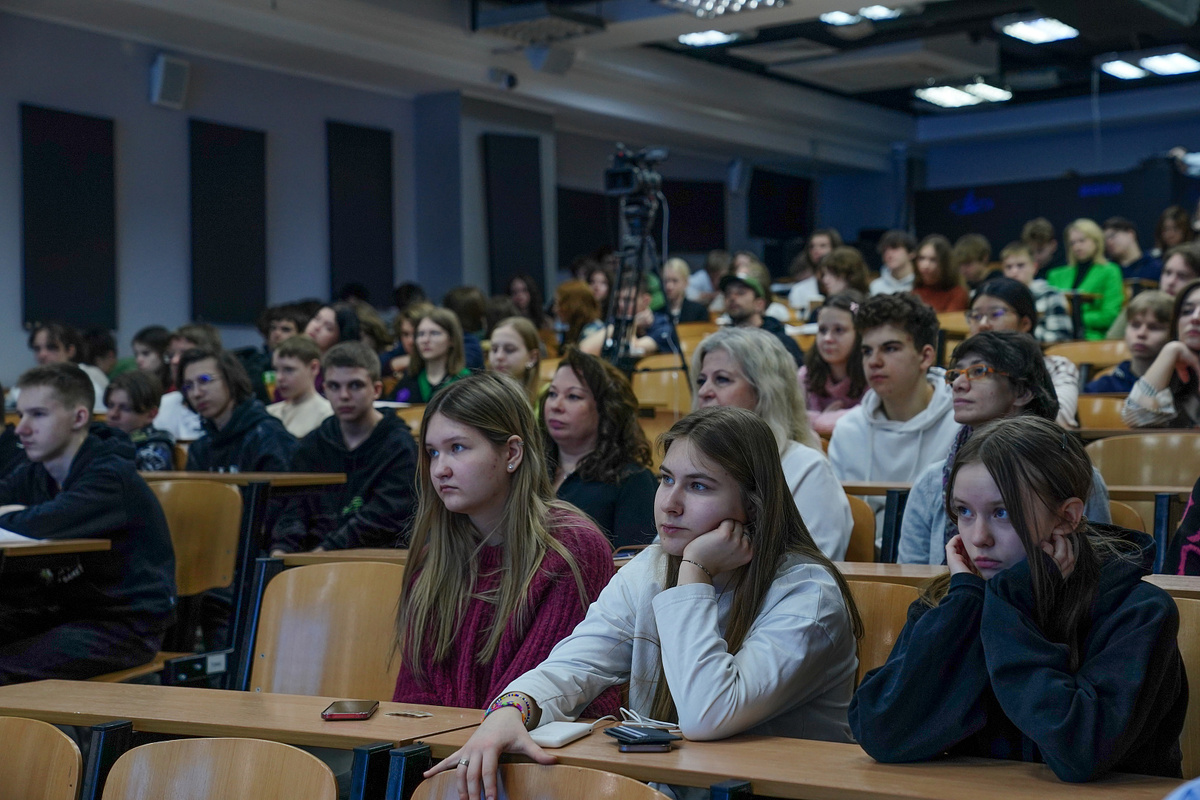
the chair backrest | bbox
[843,495,876,563]
[1085,433,1200,487]
[1108,500,1146,533]
[1175,598,1200,778]
[0,716,81,800]
[249,562,405,699]
[171,442,189,470]
[847,580,919,685]
[635,353,689,371]
[1076,394,1129,429]
[412,763,670,800]
[149,480,243,597]
[1044,340,1130,370]
[630,369,690,416]
[539,356,562,385]
[397,404,426,435]
[636,409,681,471]
[100,738,337,800]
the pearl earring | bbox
[508,464,515,471]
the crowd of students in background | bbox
[5,203,1200,792]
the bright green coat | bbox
[1046,260,1124,340]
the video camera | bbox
[604,144,667,198]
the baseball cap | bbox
[719,272,766,299]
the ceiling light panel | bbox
[914,86,983,108]
[858,5,901,20]
[1139,52,1200,75]
[819,11,861,25]
[1100,60,1148,80]
[678,30,740,46]
[660,0,786,19]
[1001,17,1078,44]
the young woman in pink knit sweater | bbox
[799,291,868,436]
[391,372,619,715]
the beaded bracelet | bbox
[485,691,534,728]
[681,558,712,579]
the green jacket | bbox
[1046,261,1124,340]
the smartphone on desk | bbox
[321,700,380,720]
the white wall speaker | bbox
[150,54,190,110]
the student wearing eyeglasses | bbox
[897,332,1111,566]
[966,277,1079,428]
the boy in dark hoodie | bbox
[0,364,175,683]
[104,369,175,471]
[180,348,296,473]
[271,341,418,553]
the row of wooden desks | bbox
[0,680,1177,800]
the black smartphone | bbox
[618,742,673,753]
[321,700,380,720]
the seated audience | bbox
[353,301,394,356]
[720,269,805,368]
[724,259,790,322]
[662,258,710,324]
[484,295,521,339]
[540,348,657,548]
[688,249,730,309]
[443,286,487,370]
[82,328,133,378]
[912,234,969,312]
[1104,216,1161,283]
[817,246,872,300]
[693,327,852,560]
[1085,290,1173,394]
[967,277,1079,428]
[383,301,431,378]
[392,372,617,711]
[1156,204,1194,256]
[507,273,549,331]
[181,348,296,472]
[305,302,361,356]
[0,364,175,684]
[394,308,472,404]
[264,303,312,351]
[266,335,332,438]
[586,265,613,311]
[553,280,604,355]
[131,325,173,391]
[870,230,916,296]
[104,370,175,471]
[898,332,1111,565]
[1047,218,1125,340]
[581,273,679,359]
[22,323,107,413]
[1160,243,1200,297]
[952,233,996,291]
[1022,216,1060,279]
[800,292,868,435]
[154,324,220,441]
[1122,279,1200,428]
[829,293,959,538]
[1000,241,1072,344]
[852,415,1185,782]
[487,316,541,404]
[788,229,841,312]
[431,407,863,799]
[272,342,417,553]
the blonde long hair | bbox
[395,372,589,680]
[489,316,541,402]
[649,407,862,721]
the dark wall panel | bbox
[21,104,116,329]
[190,119,267,325]
[327,121,394,304]
[482,133,544,295]
[556,187,618,271]
[660,179,726,252]
[748,169,813,240]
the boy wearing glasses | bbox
[829,293,960,542]
[897,332,1112,565]
[0,364,175,683]
[271,342,417,554]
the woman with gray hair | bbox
[692,326,852,559]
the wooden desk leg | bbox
[232,556,284,691]
[1153,492,1173,574]
[386,743,433,800]
[351,742,397,800]
[880,489,909,564]
[225,481,270,690]
[711,779,753,800]
[80,720,133,800]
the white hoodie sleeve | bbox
[781,442,852,561]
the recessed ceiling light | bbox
[858,5,901,20]
[819,10,862,25]
[678,30,740,46]
[963,83,1012,102]
[1139,52,1200,76]
[1100,60,1149,80]
[661,0,784,18]
[1001,17,1078,44]
[915,86,983,108]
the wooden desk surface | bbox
[841,481,910,496]
[419,727,1178,800]
[841,482,1193,502]
[139,471,346,488]
[0,538,110,557]
[282,548,409,567]
[0,680,478,750]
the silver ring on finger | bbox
[458,758,470,768]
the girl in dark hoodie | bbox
[851,415,1186,782]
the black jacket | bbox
[186,398,296,473]
[0,426,176,626]
[672,299,710,324]
[850,526,1186,781]
[557,464,657,549]
[757,316,806,368]
[271,412,418,552]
